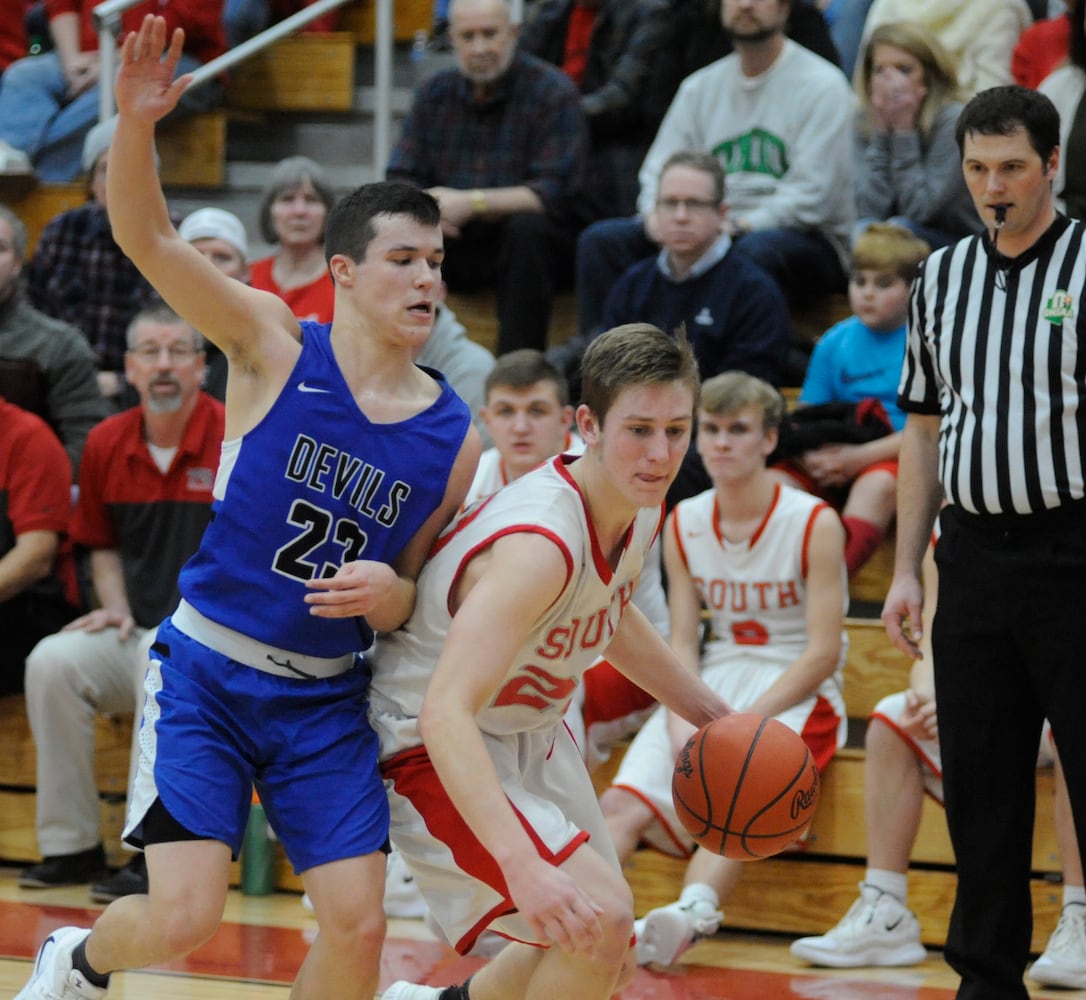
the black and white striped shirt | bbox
[899,215,1086,515]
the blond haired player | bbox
[372,324,731,1000]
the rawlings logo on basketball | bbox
[790,769,820,821]
[675,740,695,780]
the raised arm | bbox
[107,17,299,384]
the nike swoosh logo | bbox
[297,382,332,394]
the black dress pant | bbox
[441,212,578,356]
[934,501,1086,999]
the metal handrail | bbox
[92,0,395,181]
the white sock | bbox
[865,868,908,904]
[679,882,719,910]
[1064,885,1086,908]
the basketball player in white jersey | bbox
[464,348,668,771]
[600,371,849,967]
[373,324,732,1000]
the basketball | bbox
[672,713,821,860]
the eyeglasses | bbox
[656,197,720,215]
[129,343,202,362]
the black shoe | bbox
[19,844,108,888]
[90,854,148,903]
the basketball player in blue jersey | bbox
[15,16,480,1000]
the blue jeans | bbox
[735,226,848,303]
[575,215,847,338]
[0,50,211,181]
[224,0,271,48]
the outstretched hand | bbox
[114,14,192,123]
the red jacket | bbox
[45,0,225,65]
[0,3,28,70]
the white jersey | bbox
[610,483,848,856]
[671,483,847,704]
[459,433,667,636]
[371,454,662,758]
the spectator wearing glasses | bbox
[575,0,853,342]
[552,150,790,504]
[19,302,223,905]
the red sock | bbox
[841,515,883,577]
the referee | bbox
[884,86,1086,1000]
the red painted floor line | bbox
[0,900,956,998]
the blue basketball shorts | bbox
[125,617,389,873]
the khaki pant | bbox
[24,626,156,856]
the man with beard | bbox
[575,0,853,339]
[387,0,588,355]
[19,302,223,904]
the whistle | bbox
[994,205,1007,229]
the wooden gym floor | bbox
[0,866,1074,999]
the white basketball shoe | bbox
[15,926,108,999]
[1031,902,1086,988]
[634,897,723,966]
[789,882,926,968]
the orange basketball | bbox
[672,713,821,860]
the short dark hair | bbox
[324,181,442,265]
[955,86,1061,165]
[484,349,569,405]
[580,323,699,425]
[258,156,337,245]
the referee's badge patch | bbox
[1043,291,1075,323]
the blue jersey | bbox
[178,321,470,658]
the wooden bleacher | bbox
[0,695,131,869]
[0,611,1066,952]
